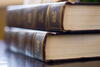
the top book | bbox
[7,2,100,32]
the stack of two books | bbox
[5,2,100,62]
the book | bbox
[5,27,100,62]
[7,2,100,32]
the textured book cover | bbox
[7,2,100,32]
[5,27,100,62]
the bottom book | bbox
[5,27,100,62]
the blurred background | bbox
[0,0,23,40]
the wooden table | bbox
[0,40,100,67]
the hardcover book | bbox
[7,2,100,32]
[5,27,100,62]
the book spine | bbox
[7,2,66,31]
[9,29,19,53]
[46,2,66,31]
[5,27,48,61]
[31,32,47,61]
[7,4,49,30]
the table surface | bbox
[0,40,100,67]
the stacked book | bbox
[5,1,100,62]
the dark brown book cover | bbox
[7,4,49,30]
[5,27,100,62]
[5,27,48,61]
[7,2,100,32]
[46,2,65,31]
[7,2,65,32]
